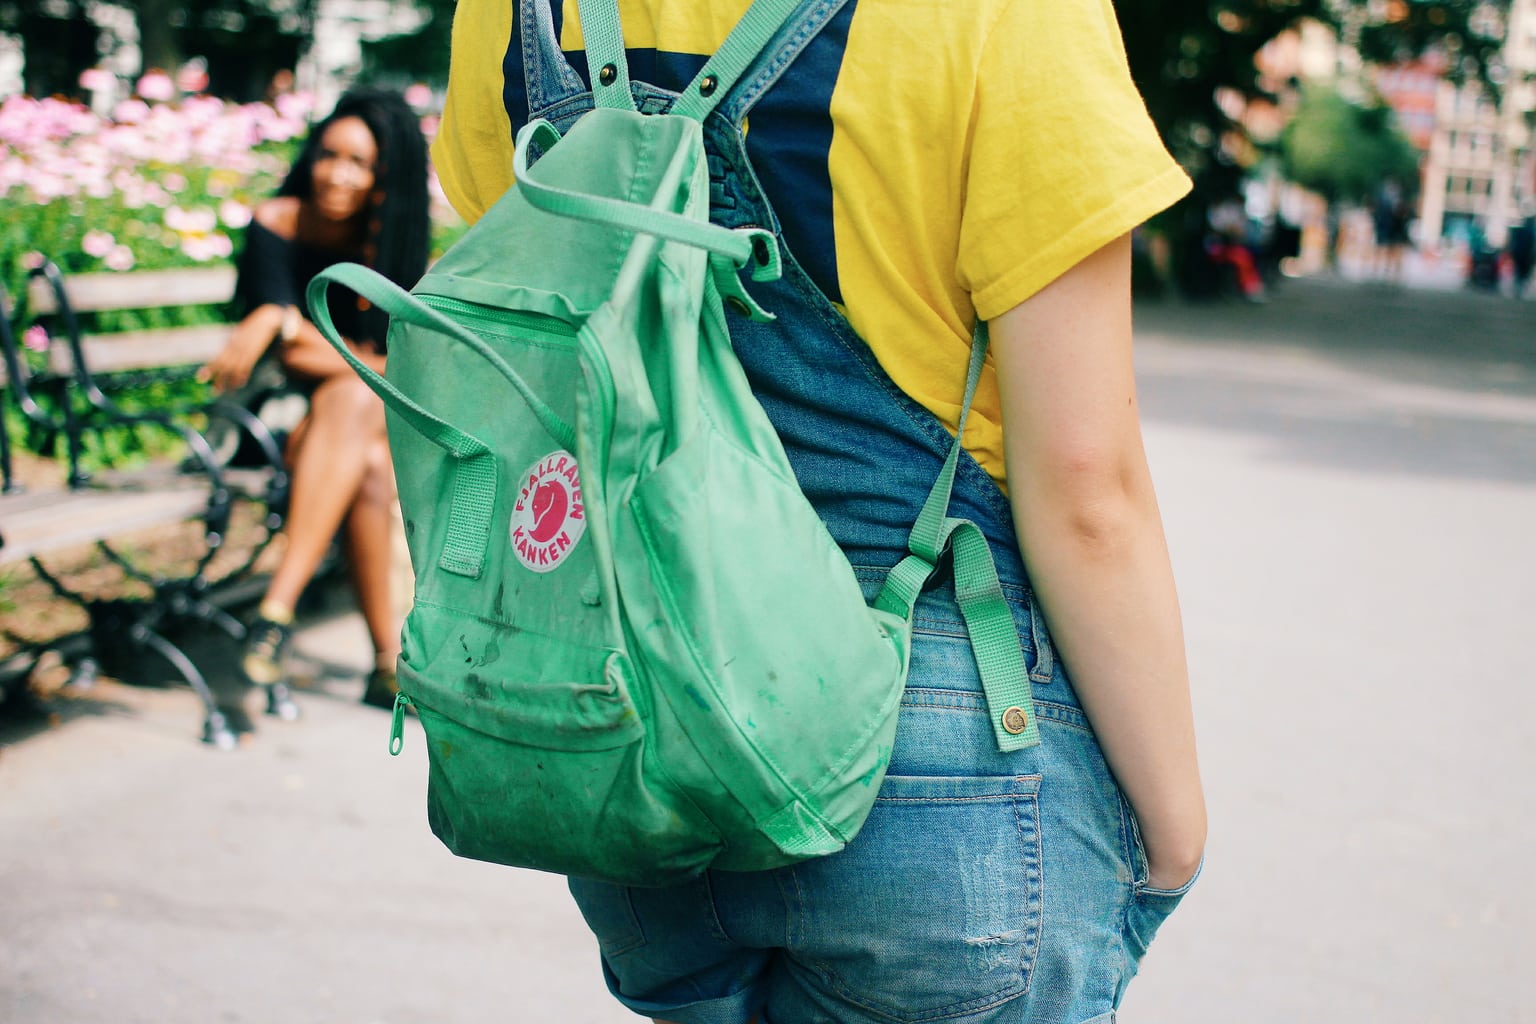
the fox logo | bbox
[510,450,585,573]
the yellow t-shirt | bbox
[433,0,1190,486]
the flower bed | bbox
[1,83,464,466]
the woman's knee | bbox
[310,374,385,431]
[356,439,397,506]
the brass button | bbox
[1001,706,1029,735]
[724,295,751,317]
[598,63,618,87]
[699,73,719,96]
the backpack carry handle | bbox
[306,265,573,579]
[515,120,781,281]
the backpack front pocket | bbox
[615,425,908,867]
[397,612,722,884]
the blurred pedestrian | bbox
[202,88,429,711]
[433,0,1207,1021]
[1372,183,1412,285]
[1508,214,1535,298]
[1207,194,1266,301]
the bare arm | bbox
[201,305,383,391]
[990,233,1205,890]
[277,318,386,381]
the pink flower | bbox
[219,198,252,228]
[82,229,115,257]
[136,71,175,103]
[176,63,209,95]
[22,325,50,353]
[165,205,216,233]
[113,99,150,124]
[104,244,135,271]
[181,233,232,262]
[404,83,434,109]
[78,68,115,93]
[274,92,313,123]
[161,171,187,193]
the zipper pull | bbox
[390,692,415,755]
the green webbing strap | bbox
[308,265,563,579]
[576,0,636,111]
[670,0,806,121]
[874,324,1040,751]
[515,120,780,277]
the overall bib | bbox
[510,2,1195,1020]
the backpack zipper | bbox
[389,692,415,755]
[417,295,577,343]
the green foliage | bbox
[1115,0,1513,179]
[1280,85,1421,201]
[359,0,455,89]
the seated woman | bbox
[202,88,429,711]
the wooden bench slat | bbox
[44,324,230,376]
[0,485,210,563]
[27,266,236,315]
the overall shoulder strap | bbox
[521,0,589,112]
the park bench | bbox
[0,259,293,747]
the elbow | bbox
[1020,451,1156,558]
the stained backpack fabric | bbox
[306,0,1037,887]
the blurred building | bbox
[1414,0,1536,248]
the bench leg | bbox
[126,622,238,751]
[264,680,301,721]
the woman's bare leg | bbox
[263,375,386,610]
[344,435,400,662]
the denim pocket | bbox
[1122,808,1203,963]
[788,773,1044,1023]
[1124,868,1199,962]
[566,876,647,958]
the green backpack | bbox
[308,0,1039,887]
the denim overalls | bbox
[511,2,1194,1020]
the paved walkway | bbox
[3,276,1534,1023]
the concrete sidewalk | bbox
[0,607,637,1024]
[3,275,1534,1023]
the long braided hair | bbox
[278,88,430,347]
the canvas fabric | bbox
[306,0,1037,887]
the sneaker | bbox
[242,616,292,685]
[360,666,401,710]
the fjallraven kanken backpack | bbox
[308,0,1038,887]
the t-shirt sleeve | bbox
[233,220,300,314]
[958,0,1191,319]
[432,0,517,225]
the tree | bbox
[1280,84,1421,203]
[1112,0,1512,290]
[358,0,453,89]
[1,0,315,102]
[1114,0,1513,183]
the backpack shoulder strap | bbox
[576,0,811,121]
[670,0,809,121]
[576,0,637,111]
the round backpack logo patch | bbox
[510,450,586,573]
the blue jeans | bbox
[510,2,1197,1019]
[568,592,1197,1024]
